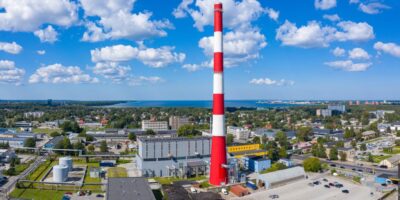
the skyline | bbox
[1,0,400,100]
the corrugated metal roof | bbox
[257,166,306,184]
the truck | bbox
[246,181,257,190]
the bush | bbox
[303,157,322,172]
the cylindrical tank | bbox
[53,165,68,182]
[59,157,73,171]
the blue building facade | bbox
[243,156,271,173]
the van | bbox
[221,188,228,195]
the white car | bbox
[190,187,197,193]
[221,188,228,195]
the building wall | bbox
[228,144,260,153]
[142,120,169,131]
[169,116,189,130]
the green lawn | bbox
[383,147,400,154]
[82,161,102,191]
[107,167,127,178]
[372,155,391,163]
[32,128,61,135]
[153,176,207,185]
[10,189,65,200]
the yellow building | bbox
[227,144,268,158]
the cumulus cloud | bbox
[34,25,58,43]
[276,20,336,48]
[315,0,337,10]
[37,50,46,55]
[0,0,78,32]
[276,20,375,48]
[0,42,22,54]
[128,76,164,86]
[249,78,294,86]
[266,8,279,22]
[334,21,375,41]
[348,48,370,60]
[332,47,345,57]
[91,44,185,68]
[374,42,400,58]
[0,60,25,85]
[29,64,99,84]
[173,0,265,31]
[80,0,172,42]
[323,14,340,22]
[359,2,390,14]
[92,62,131,82]
[325,60,372,72]
[199,29,267,67]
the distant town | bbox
[0,100,398,199]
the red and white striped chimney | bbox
[209,2,228,186]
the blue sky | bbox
[0,0,400,100]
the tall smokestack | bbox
[209,2,228,186]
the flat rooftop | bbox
[107,177,155,200]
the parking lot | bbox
[232,174,382,200]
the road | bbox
[292,154,398,176]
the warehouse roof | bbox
[107,178,155,200]
[257,166,306,184]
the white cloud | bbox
[348,48,370,60]
[249,78,294,86]
[276,20,375,48]
[332,47,345,57]
[0,42,22,54]
[325,60,372,72]
[128,76,164,86]
[80,0,172,42]
[0,0,78,32]
[276,20,336,48]
[0,60,25,85]
[37,50,46,55]
[374,42,400,58]
[182,64,202,72]
[323,14,340,22]
[29,64,99,84]
[349,0,359,4]
[335,21,375,41]
[266,8,279,22]
[92,62,131,82]
[173,0,265,31]
[315,0,337,10]
[91,44,185,68]
[199,29,267,67]
[34,25,58,43]
[359,2,390,14]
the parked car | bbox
[96,194,104,198]
[340,166,345,169]
[342,189,349,193]
[329,183,335,186]
[221,188,228,195]
[324,185,330,188]
[330,164,336,167]
[313,181,320,185]
[269,194,279,199]
[322,178,328,182]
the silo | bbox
[53,165,68,182]
[59,157,73,171]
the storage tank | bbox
[53,165,68,182]
[59,157,73,171]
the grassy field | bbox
[107,167,127,178]
[32,128,61,134]
[153,176,207,185]
[10,189,65,200]
[81,161,102,191]
[372,155,392,163]
[383,146,400,154]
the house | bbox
[361,131,376,140]
[390,122,400,132]
[230,185,250,197]
[89,167,100,178]
[243,156,271,173]
[292,142,312,153]
[278,159,293,167]
[337,147,356,162]
[379,155,400,168]
[378,123,391,133]
[0,149,16,163]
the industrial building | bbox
[136,136,211,177]
[227,126,251,140]
[243,156,271,173]
[0,137,27,148]
[107,177,156,200]
[169,116,190,130]
[52,157,73,182]
[228,144,268,158]
[44,136,64,149]
[141,120,169,131]
[256,166,306,189]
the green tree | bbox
[100,140,108,153]
[329,147,338,160]
[23,138,36,148]
[60,121,83,133]
[177,125,200,137]
[261,162,287,174]
[311,144,327,158]
[339,151,347,161]
[145,129,156,135]
[266,141,279,161]
[275,131,288,148]
[336,141,344,148]
[128,132,136,141]
[279,147,287,159]
[367,152,374,162]
[296,126,312,141]
[86,134,94,142]
[360,143,367,151]
[351,140,357,150]
[252,136,261,144]
[303,157,322,172]
[227,134,234,146]
[87,144,95,153]
[50,131,61,137]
